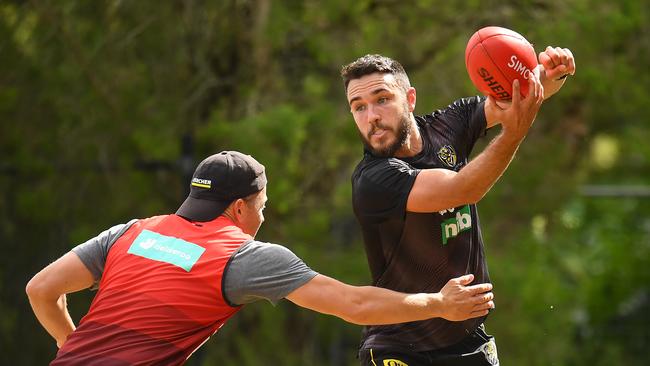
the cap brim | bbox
[175,195,231,222]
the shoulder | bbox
[423,96,485,119]
[237,241,298,259]
[230,241,310,273]
[71,218,140,285]
[79,218,140,249]
[418,96,488,141]
[224,240,317,306]
[351,156,419,219]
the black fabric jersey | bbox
[352,96,490,352]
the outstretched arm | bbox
[407,76,544,213]
[286,273,493,325]
[26,252,95,348]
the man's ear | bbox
[406,87,417,112]
[225,199,243,222]
[233,198,245,218]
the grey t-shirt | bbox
[72,220,318,306]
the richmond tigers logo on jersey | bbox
[437,145,457,167]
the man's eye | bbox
[377,97,387,104]
[355,105,366,112]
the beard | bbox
[360,112,412,158]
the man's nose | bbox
[366,104,380,123]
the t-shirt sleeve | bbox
[222,241,319,306]
[447,96,488,154]
[352,157,419,222]
[430,96,487,156]
[71,219,138,289]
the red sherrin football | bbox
[465,26,537,100]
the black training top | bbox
[352,96,490,352]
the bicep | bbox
[223,242,318,306]
[28,252,95,297]
[406,168,467,213]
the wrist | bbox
[429,292,445,318]
[496,130,524,146]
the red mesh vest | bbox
[52,215,251,365]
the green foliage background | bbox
[1,0,648,364]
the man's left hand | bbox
[539,46,576,81]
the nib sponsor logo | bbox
[441,205,472,245]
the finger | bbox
[529,78,543,110]
[520,77,535,106]
[546,46,561,67]
[544,61,568,80]
[473,300,495,311]
[538,51,554,71]
[472,301,495,313]
[533,75,544,103]
[469,309,490,317]
[472,292,494,303]
[556,47,569,67]
[564,48,576,75]
[467,283,493,294]
[554,64,568,76]
[455,274,474,285]
[529,75,537,100]
[511,79,521,106]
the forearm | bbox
[287,274,493,325]
[341,285,442,325]
[340,281,493,324]
[287,275,444,325]
[27,293,76,347]
[454,132,521,203]
[25,251,95,347]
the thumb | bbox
[456,274,474,285]
[546,64,568,80]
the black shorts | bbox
[359,325,499,366]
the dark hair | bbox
[341,54,411,91]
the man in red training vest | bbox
[27,151,495,365]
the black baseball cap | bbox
[176,151,267,222]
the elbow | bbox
[466,191,485,205]
[452,190,483,207]
[339,293,371,325]
[347,309,370,326]
[460,183,487,205]
[25,276,42,301]
[26,274,52,302]
[445,177,485,207]
[343,310,370,326]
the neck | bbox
[394,115,422,158]
[221,210,236,224]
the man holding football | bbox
[341,45,575,365]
